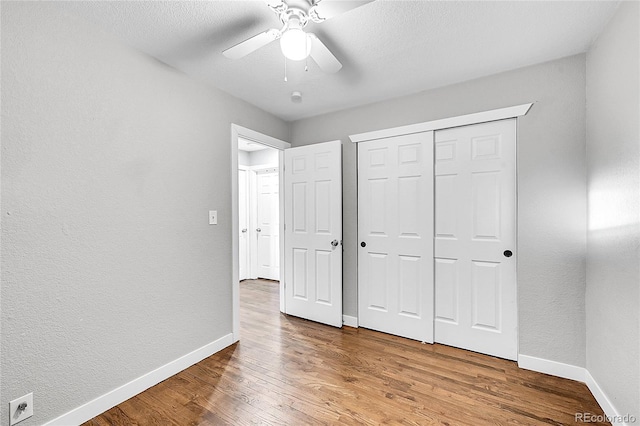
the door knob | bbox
[256,228,262,232]
[504,250,513,258]
[331,239,339,247]
[361,242,366,248]
[241,228,247,233]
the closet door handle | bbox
[241,228,247,233]
[256,228,262,233]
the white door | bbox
[256,169,279,280]
[239,168,249,280]
[284,141,342,327]
[434,119,517,360]
[357,132,434,342]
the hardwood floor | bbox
[85,279,608,425]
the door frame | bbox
[231,124,290,342]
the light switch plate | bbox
[209,210,217,225]
[9,393,33,426]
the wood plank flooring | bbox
[85,279,608,425]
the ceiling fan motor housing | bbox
[280,8,309,29]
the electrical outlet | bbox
[9,393,33,426]
[209,210,218,225]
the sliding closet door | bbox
[357,132,434,342]
[434,119,517,360]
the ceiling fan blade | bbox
[263,0,287,13]
[309,0,374,22]
[309,34,342,73]
[263,0,284,7]
[223,29,279,60]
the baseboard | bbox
[518,354,586,382]
[584,371,631,426]
[342,315,358,328]
[44,333,235,426]
[518,354,631,426]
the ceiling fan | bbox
[223,0,374,74]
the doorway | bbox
[238,138,280,282]
[231,125,290,341]
[232,127,345,339]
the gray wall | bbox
[290,54,588,366]
[586,1,640,419]
[3,0,635,423]
[0,3,288,425]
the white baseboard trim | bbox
[342,315,358,328]
[584,371,630,426]
[518,354,586,382]
[44,333,235,426]
[518,354,631,426]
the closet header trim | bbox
[349,103,533,143]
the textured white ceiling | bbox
[62,0,619,121]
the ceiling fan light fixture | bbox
[280,27,312,61]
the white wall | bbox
[239,148,279,167]
[250,148,279,167]
[290,54,588,367]
[238,150,251,167]
[0,3,288,425]
[586,1,640,419]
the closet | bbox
[356,117,518,360]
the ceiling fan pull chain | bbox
[305,37,309,72]
[284,57,288,82]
